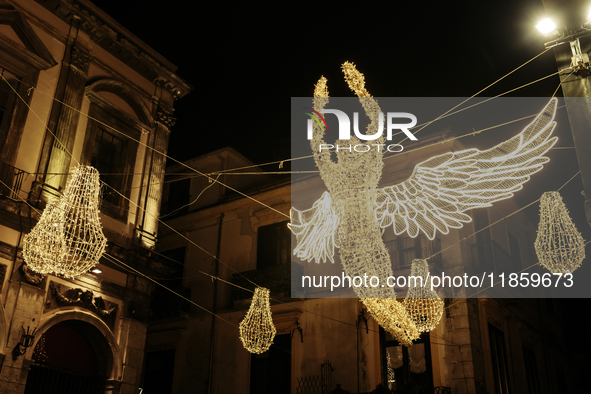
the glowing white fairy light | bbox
[403,259,444,333]
[387,349,396,390]
[535,191,585,274]
[22,198,63,272]
[289,192,340,263]
[291,94,558,264]
[23,165,107,278]
[362,298,419,347]
[239,287,277,354]
[292,62,556,346]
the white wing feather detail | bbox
[375,98,559,240]
[289,192,340,263]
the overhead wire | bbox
[0,44,580,344]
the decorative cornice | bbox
[20,262,46,287]
[155,76,190,100]
[34,0,191,98]
[156,103,176,128]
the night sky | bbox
[91,0,560,161]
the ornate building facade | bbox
[0,0,190,393]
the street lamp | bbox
[537,2,591,228]
[536,18,561,37]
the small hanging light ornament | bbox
[23,165,107,278]
[535,191,585,274]
[403,259,444,333]
[362,298,419,347]
[239,287,277,354]
[22,198,63,272]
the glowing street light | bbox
[536,18,557,35]
[537,0,591,228]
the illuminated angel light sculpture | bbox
[23,165,107,278]
[534,191,585,274]
[403,259,444,333]
[239,287,277,354]
[290,61,558,344]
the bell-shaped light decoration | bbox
[239,287,277,354]
[22,198,64,272]
[362,298,419,347]
[535,191,585,274]
[23,165,107,278]
[403,259,444,333]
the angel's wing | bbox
[289,192,340,263]
[375,98,559,240]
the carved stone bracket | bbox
[70,46,91,71]
[20,262,46,287]
[154,77,185,99]
[45,281,118,330]
[156,104,176,128]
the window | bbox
[384,234,441,269]
[160,176,190,218]
[143,349,175,394]
[91,126,125,206]
[0,68,19,150]
[522,346,540,394]
[488,323,511,394]
[150,247,190,320]
[250,334,290,394]
[474,210,494,272]
[381,328,433,392]
[0,68,21,197]
[508,233,521,267]
[257,221,291,269]
[81,103,141,221]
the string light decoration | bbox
[23,165,107,278]
[362,298,419,347]
[22,198,63,273]
[239,287,277,354]
[386,349,396,390]
[534,191,585,274]
[291,92,559,264]
[291,62,557,346]
[403,260,444,333]
[290,191,340,263]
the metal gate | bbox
[24,363,106,394]
[296,360,333,394]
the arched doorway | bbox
[24,320,110,394]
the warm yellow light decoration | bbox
[292,63,557,346]
[291,96,559,264]
[23,165,107,278]
[535,191,585,274]
[22,199,63,272]
[239,287,277,354]
[386,349,396,390]
[403,259,444,333]
[302,61,396,301]
[362,298,419,347]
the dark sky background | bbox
[91,0,561,162]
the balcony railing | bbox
[0,161,27,200]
